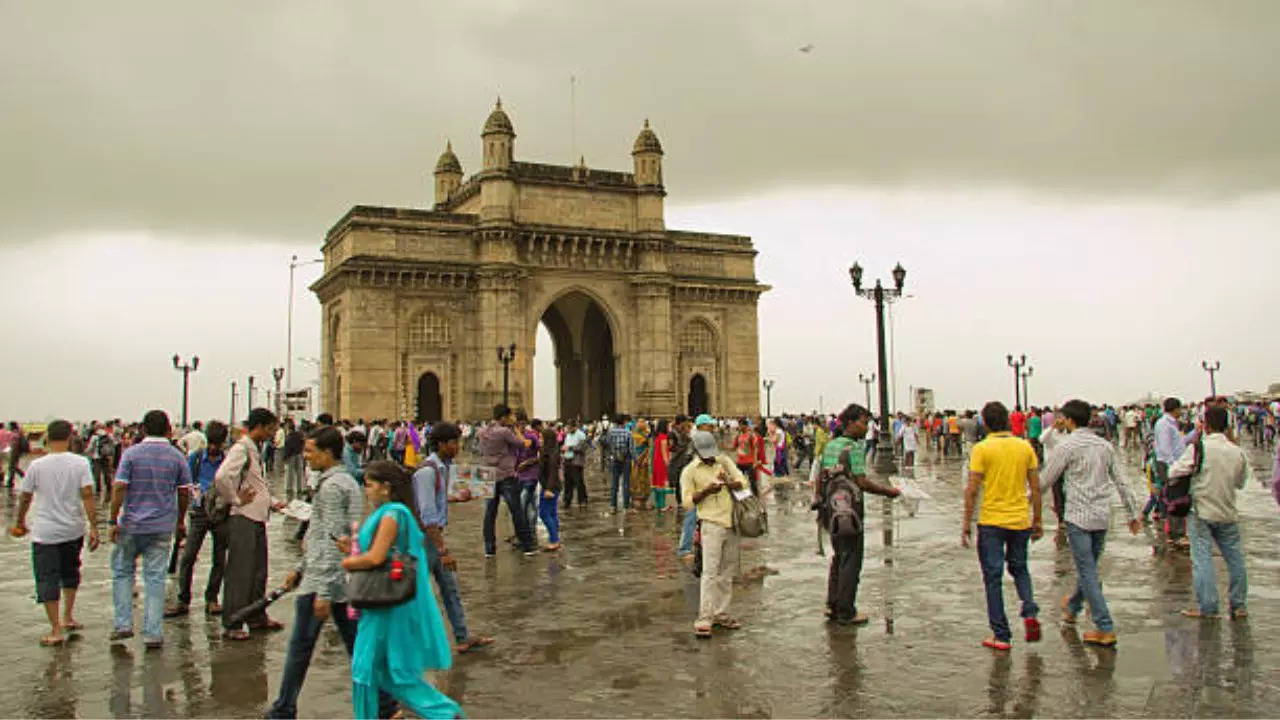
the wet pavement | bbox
[2,443,1279,718]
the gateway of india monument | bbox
[312,100,768,423]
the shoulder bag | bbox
[346,507,419,609]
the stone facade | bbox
[312,102,768,422]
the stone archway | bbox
[538,290,617,421]
[688,373,708,416]
[416,372,443,422]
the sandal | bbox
[39,635,65,647]
[223,629,251,641]
[1060,595,1076,625]
[457,635,495,654]
[982,637,1012,651]
[61,620,84,631]
[693,625,713,639]
[712,617,743,630]
[1231,609,1248,620]
[1180,608,1221,619]
[250,619,285,632]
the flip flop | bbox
[223,629,251,641]
[251,619,285,632]
[457,636,494,654]
[712,617,743,630]
[61,621,84,631]
[693,625,713,639]
[39,635,65,647]
[1231,609,1248,620]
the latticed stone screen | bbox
[679,321,716,355]
[408,311,452,349]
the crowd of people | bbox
[3,391,1279,717]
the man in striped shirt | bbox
[1039,399,1141,648]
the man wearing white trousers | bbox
[681,430,748,639]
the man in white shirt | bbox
[899,418,919,469]
[179,421,207,456]
[10,419,99,646]
[1171,405,1253,620]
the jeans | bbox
[520,482,539,530]
[175,504,228,606]
[609,460,632,510]
[562,463,587,507]
[267,593,397,719]
[112,531,171,642]
[483,477,533,554]
[538,491,561,544]
[425,542,469,643]
[678,506,698,555]
[222,515,268,631]
[1189,514,1248,615]
[284,456,304,499]
[976,525,1039,642]
[827,531,865,620]
[1065,523,1113,632]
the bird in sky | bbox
[798,43,815,53]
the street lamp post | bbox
[172,354,199,429]
[288,254,325,392]
[248,375,256,411]
[1021,366,1034,409]
[1006,354,1027,409]
[271,367,285,417]
[849,261,906,478]
[1201,360,1220,397]
[762,379,775,417]
[858,372,876,413]
[497,344,517,407]
[230,381,238,428]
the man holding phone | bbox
[681,430,748,639]
[962,401,1043,652]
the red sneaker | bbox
[982,637,1012,651]
[1024,617,1042,643]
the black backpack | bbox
[819,446,864,537]
[1164,439,1203,518]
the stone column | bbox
[630,276,678,417]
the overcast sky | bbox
[3,0,1278,423]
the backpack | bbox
[208,441,253,525]
[97,433,116,460]
[1164,439,1203,518]
[819,447,864,538]
[667,433,693,489]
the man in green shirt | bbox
[814,404,901,625]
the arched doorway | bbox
[688,374,708,417]
[537,291,616,421]
[416,372,443,423]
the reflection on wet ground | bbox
[2,444,1278,717]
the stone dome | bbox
[632,119,663,155]
[435,141,462,174]
[482,98,515,136]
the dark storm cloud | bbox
[2,0,1278,242]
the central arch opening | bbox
[416,372,442,422]
[688,373,708,416]
[535,291,616,421]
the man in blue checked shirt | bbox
[413,423,494,653]
[605,415,636,512]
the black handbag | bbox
[346,551,418,609]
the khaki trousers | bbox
[696,522,738,626]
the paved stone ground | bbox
[1,442,1278,718]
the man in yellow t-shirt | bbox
[681,430,748,639]
[962,401,1043,651]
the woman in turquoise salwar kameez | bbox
[341,461,461,719]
